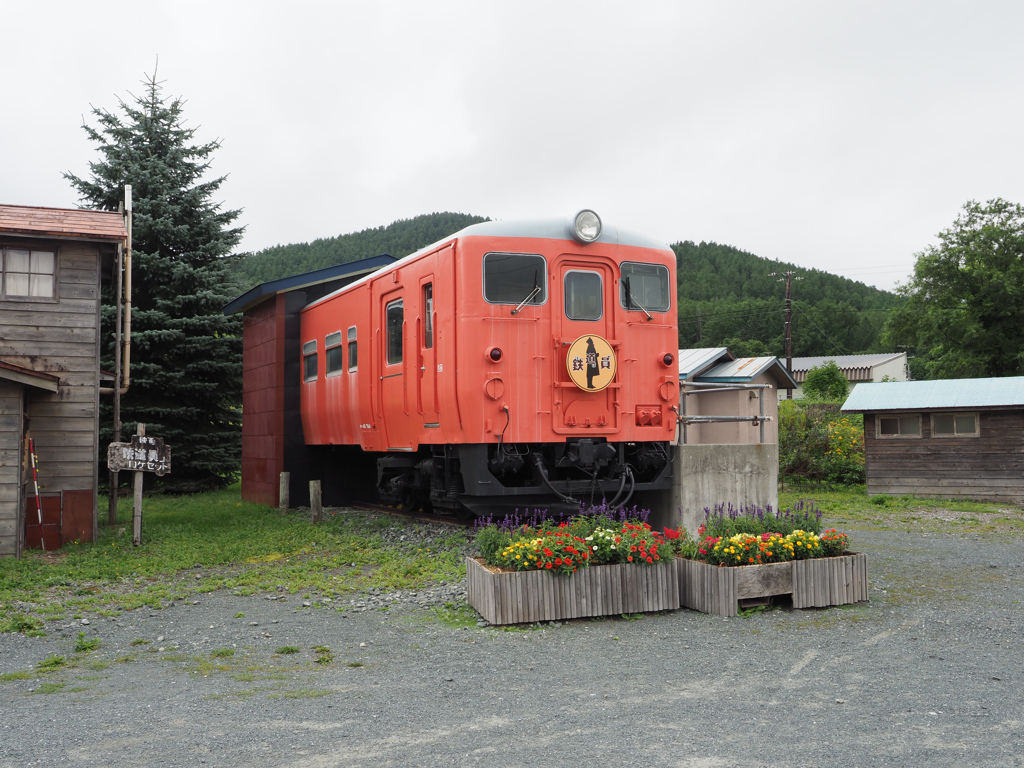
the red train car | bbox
[298,211,678,514]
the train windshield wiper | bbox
[624,277,652,320]
[511,271,541,315]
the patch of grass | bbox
[430,601,479,629]
[346,661,364,668]
[33,681,67,694]
[130,639,150,646]
[211,647,235,658]
[36,655,66,671]
[1,671,33,682]
[312,645,333,665]
[0,613,46,637]
[620,613,643,621]
[74,632,101,652]
[0,485,471,625]
[275,646,300,655]
[780,486,1024,534]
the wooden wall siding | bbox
[466,557,681,625]
[241,297,287,506]
[1,243,101,505]
[864,409,1024,502]
[0,381,23,556]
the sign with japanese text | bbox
[565,334,617,392]
[107,435,172,476]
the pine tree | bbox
[64,70,244,492]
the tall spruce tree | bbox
[65,71,244,492]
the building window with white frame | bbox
[1,247,56,299]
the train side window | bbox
[483,253,547,305]
[325,331,343,376]
[423,283,433,349]
[386,299,403,365]
[347,326,358,372]
[302,340,318,382]
[620,262,671,313]
[564,270,603,321]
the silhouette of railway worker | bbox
[585,337,599,389]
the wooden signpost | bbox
[106,424,171,545]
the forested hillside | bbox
[674,240,899,357]
[232,214,901,357]
[234,212,488,288]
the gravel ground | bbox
[2,525,1023,768]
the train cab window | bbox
[620,262,671,313]
[386,299,403,365]
[564,270,603,321]
[302,340,318,382]
[325,331,343,376]
[483,253,547,306]
[347,326,358,372]
[423,283,433,349]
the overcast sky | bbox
[4,1,1022,292]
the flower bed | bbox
[466,557,680,625]
[468,505,681,624]
[677,503,869,617]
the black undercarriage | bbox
[373,438,673,515]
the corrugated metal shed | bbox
[677,348,732,380]
[842,377,1024,412]
[789,353,906,383]
[699,357,799,387]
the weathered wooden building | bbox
[0,204,128,556]
[842,377,1024,503]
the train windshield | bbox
[620,262,671,313]
[564,270,603,321]
[483,253,547,305]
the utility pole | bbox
[770,270,802,399]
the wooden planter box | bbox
[466,557,681,625]
[679,553,869,617]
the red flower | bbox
[545,563,552,569]
[555,558,562,566]
[646,556,653,563]
[627,556,633,562]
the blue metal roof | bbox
[223,254,397,315]
[842,377,1024,412]
[698,356,799,387]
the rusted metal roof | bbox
[698,356,799,388]
[842,377,1024,412]
[0,359,61,392]
[0,204,127,242]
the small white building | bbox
[786,352,908,399]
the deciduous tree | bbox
[883,199,1024,379]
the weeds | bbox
[74,632,100,653]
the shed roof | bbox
[223,254,398,315]
[0,204,127,242]
[789,352,906,383]
[0,359,60,392]
[698,356,799,388]
[842,377,1024,412]
[677,348,733,380]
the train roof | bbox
[303,215,674,312]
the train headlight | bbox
[571,209,602,243]
[662,353,674,366]
[488,347,503,362]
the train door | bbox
[378,288,413,450]
[552,256,620,434]
[417,276,439,426]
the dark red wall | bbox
[241,296,286,506]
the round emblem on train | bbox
[565,334,617,392]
